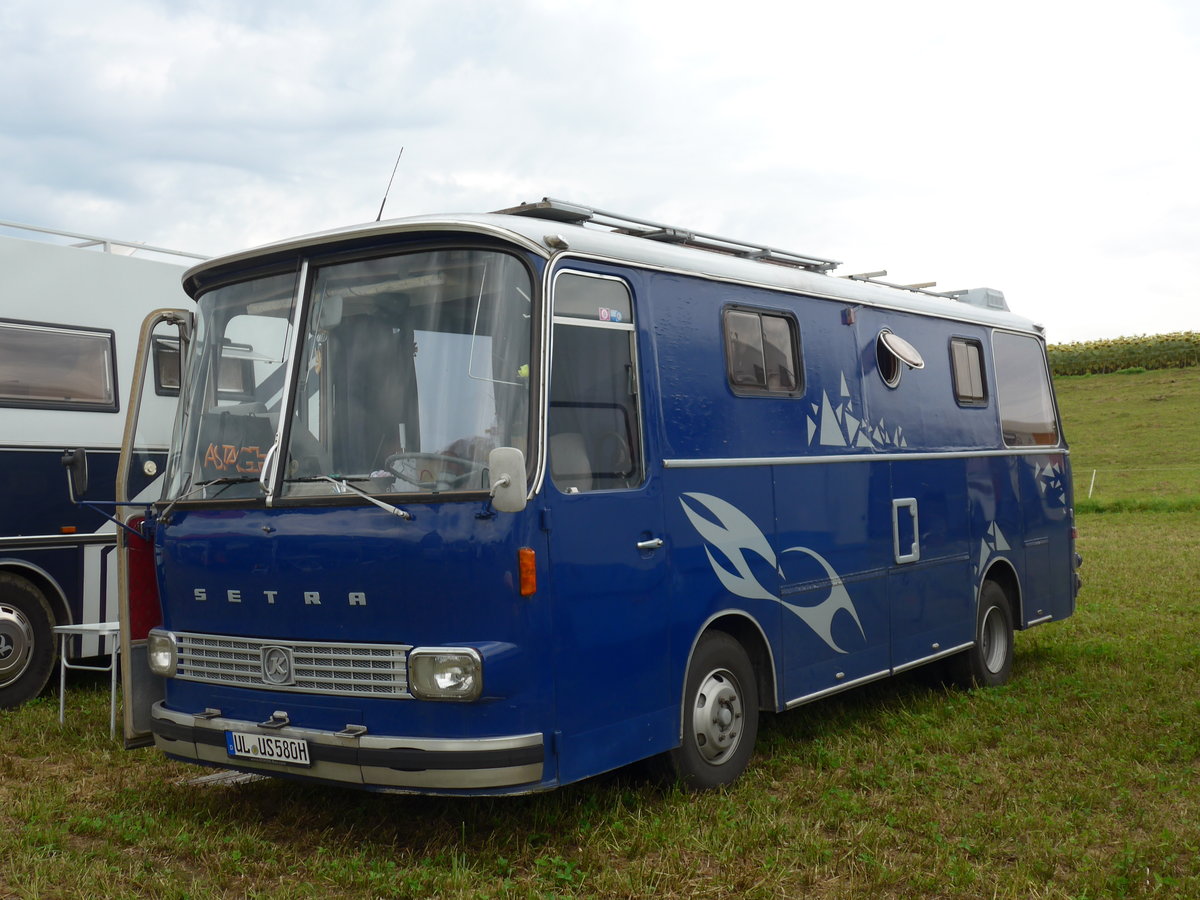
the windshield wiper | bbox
[160,475,262,524]
[290,475,413,520]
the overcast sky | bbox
[2,0,1197,342]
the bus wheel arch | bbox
[981,558,1022,628]
[670,618,769,790]
[710,613,776,710]
[947,578,1015,689]
[0,571,58,708]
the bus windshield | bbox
[166,248,533,502]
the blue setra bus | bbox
[112,199,1080,793]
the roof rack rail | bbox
[843,270,953,300]
[0,219,207,261]
[494,197,841,273]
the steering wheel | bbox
[383,451,486,490]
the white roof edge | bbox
[183,212,1039,333]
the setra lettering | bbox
[189,587,368,607]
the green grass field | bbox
[1056,366,1200,506]
[2,369,1197,898]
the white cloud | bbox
[1,0,1196,340]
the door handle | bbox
[636,537,664,551]
[892,498,920,563]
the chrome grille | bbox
[172,631,412,697]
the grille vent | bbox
[172,631,412,698]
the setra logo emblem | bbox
[261,646,296,686]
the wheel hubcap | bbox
[980,606,1008,673]
[0,604,35,687]
[691,668,744,765]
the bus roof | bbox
[182,200,1041,335]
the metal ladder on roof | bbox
[494,197,841,274]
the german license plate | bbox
[225,731,311,767]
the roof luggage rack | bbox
[0,219,206,261]
[844,271,1009,310]
[495,197,841,274]
[844,270,949,299]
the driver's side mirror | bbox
[488,447,527,513]
[62,447,89,503]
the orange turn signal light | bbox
[518,547,537,597]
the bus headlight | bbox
[147,629,178,677]
[408,648,482,702]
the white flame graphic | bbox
[680,492,866,654]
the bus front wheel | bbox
[0,573,56,709]
[670,631,759,791]
[948,580,1014,689]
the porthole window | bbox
[876,329,924,388]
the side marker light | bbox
[518,547,537,597]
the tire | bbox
[669,631,759,791]
[947,580,1014,689]
[0,573,57,708]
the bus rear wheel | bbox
[947,580,1013,689]
[0,574,56,709]
[669,631,758,791]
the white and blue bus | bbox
[115,200,1080,792]
[0,223,202,707]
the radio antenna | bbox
[375,147,404,222]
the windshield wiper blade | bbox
[160,475,262,523]
[292,475,413,520]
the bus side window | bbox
[949,337,987,406]
[723,307,802,396]
[0,319,117,411]
[993,332,1059,446]
[548,273,643,493]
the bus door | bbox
[856,311,975,667]
[543,269,670,783]
[888,458,974,665]
[116,309,190,746]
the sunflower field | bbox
[1047,331,1199,376]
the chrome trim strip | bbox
[0,444,125,453]
[0,533,115,548]
[664,447,1069,469]
[784,669,892,709]
[151,702,545,790]
[891,642,973,675]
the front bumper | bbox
[151,702,545,792]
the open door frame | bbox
[117,308,191,747]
